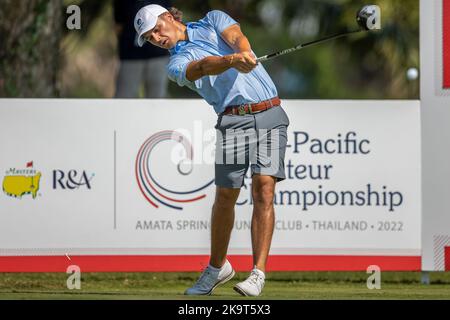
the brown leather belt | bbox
[222,97,281,115]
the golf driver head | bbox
[357,5,382,31]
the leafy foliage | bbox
[0,0,419,99]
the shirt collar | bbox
[169,22,196,55]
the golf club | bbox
[256,5,382,63]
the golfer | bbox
[134,4,290,296]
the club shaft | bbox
[256,29,363,63]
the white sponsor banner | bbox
[0,99,420,258]
[421,0,450,271]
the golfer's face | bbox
[143,16,176,49]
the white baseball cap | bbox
[134,4,169,47]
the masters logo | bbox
[2,161,41,199]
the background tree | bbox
[0,0,419,99]
[0,0,63,97]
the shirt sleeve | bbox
[167,54,196,89]
[205,10,239,34]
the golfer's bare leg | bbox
[209,187,241,268]
[251,175,276,272]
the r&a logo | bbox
[53,170,95,190]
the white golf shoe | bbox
[233,268,265,297]
[184,260,235,295]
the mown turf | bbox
[0,272,449,300]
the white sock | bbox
[208,262,225,272]
[252,266,265,279]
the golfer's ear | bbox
[167,13,174,22]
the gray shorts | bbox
[214,105,290,189]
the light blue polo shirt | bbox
[167,10,278,115]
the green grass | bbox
[1,272,450,300]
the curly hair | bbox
[168,7,183,22]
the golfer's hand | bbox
[231,52,258,73]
